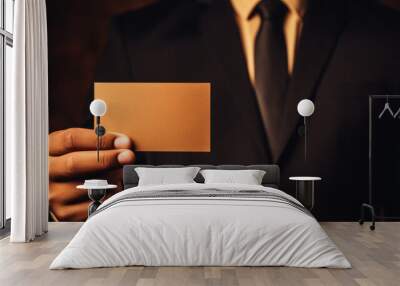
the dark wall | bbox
[47,0,155,131]
[46,0,400,132]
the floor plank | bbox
[0,222,399,286]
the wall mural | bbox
[47,0,400,221]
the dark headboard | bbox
[123,165,280,189]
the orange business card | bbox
[94,83,211,152]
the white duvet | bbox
[50,183,351,269]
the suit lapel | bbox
[274,0,348,163]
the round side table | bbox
[289,177,321,210]
[77,184,117,216]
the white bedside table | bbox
[289,177,321,210]
[77,181,117,217]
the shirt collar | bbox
[230,0,308,20]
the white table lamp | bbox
[90,99,107,162]
[297,99,315,161]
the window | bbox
[0,0,14,230]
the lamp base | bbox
[359,203,376,231]
[87,189,106,216]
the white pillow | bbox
[200,169,266,185]
[135,167,201,186]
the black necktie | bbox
[253,0,289,159]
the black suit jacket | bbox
[93,0,400,220]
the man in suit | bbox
[49,0,400,221]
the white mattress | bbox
[50,183,351,269]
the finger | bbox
[49,181,88,205]
[49,171,124,221]
[49,128,116,156]
[49,128,132,156]
[49,149,135,180]
[50,201,90,222]
[49,182,122,207]
[49,170,123,204]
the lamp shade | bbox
[90,99,107,117]
[297,99,315,117]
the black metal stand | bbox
[94,116,106,162]
[359,96,377,230]
[359,203,376,231]
[304,117,308,161]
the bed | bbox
[50,165,350,269]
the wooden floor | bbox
[0,222,399,286]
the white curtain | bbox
[8,0,49,242]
